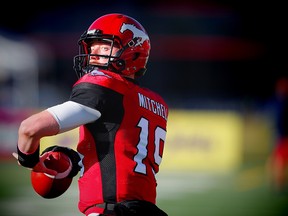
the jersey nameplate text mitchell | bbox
[138,93,168,121]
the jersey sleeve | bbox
[70,82,107,114]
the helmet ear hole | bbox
[132,53,140,61]
[112,59,125,71]
[116,59,125,68]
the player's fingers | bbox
[12,152,18,159]
[12,152,21,166]
[12,152,32,168]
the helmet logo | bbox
[120,23,149,46]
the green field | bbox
[1,159,288,216]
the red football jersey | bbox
[70,69,168,214]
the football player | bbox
[16,13,169,216]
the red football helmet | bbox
[73,13,151,78]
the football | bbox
[31,151,73,199]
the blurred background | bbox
[1,0,288,215]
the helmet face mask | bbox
[73,13,150,78]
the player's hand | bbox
[12,152,20,164]
[12,151,58,178]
